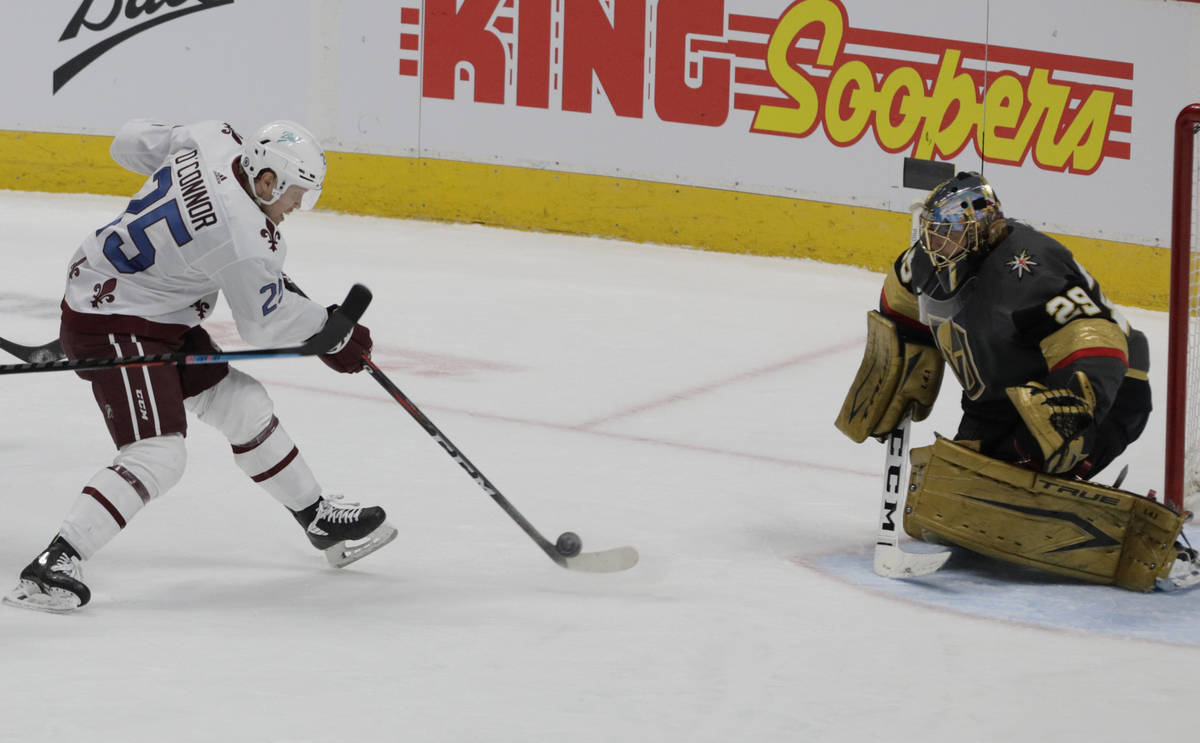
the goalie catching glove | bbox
[1006,370,1096,475]
[836,311,944,442]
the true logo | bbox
[55,0,235,94]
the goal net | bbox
[1167,103,1200,514]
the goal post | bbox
[1166,103,1200,513]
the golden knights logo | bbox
[934,319,985,399]
[1006,250,1038,278]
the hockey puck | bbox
[555,531,582,557]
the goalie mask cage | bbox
[1167,103,1200,514]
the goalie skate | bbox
[1158,542,1200,591]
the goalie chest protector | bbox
[904,438,1184,591]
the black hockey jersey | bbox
[879,220,1146,432]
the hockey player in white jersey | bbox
[3,119,397,613]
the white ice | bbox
[0,190,1192,743]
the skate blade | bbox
[2,580,81,614]
[1158,562,1200,591]
[323,521,398,568]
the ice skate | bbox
[293,495,397,568]
[1158,540,1200,591]
[3,536,90,613]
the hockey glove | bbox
[836,311,944,443]
[1005,370,1096,475]
[320,305,372,374]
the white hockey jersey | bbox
[63,119,329,347]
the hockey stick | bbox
[361,356,639,573]
[0,336,63,364]
[279,275,635,573]
[0,284,372,375]
[874,414,951,578]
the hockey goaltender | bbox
[836,171,1200,591]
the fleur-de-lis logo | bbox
[192,299,211,319]
[68,257,86,279]
[91,278,117,308]
[260,219,279,251]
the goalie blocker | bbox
[905,436,1186,591]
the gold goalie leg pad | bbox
[903,438,1184,591]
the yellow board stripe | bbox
[0,129,1170,310]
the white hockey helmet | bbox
[241,120,326,210]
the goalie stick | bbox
[872,203,952,578]
[0,284,372,375]
[874,415,951,578]
[361,356,639,574]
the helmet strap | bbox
[251,170,282,208]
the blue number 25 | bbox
[101,166,192,274]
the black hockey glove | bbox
[320,304,372,374]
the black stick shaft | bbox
[0,284,371,375]
[361,356,564,564]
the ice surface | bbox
[0,190,1192,743]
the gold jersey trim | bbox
[1039,318,1129,372]
[881,269,921,326]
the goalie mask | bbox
[918,172,1002,293]
[241,120,326,210]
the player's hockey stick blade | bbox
[0,337,64,364]
[874,544,951,578]
[0,284,371,376]
[361,356,638,573]
[559,546,640,573]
